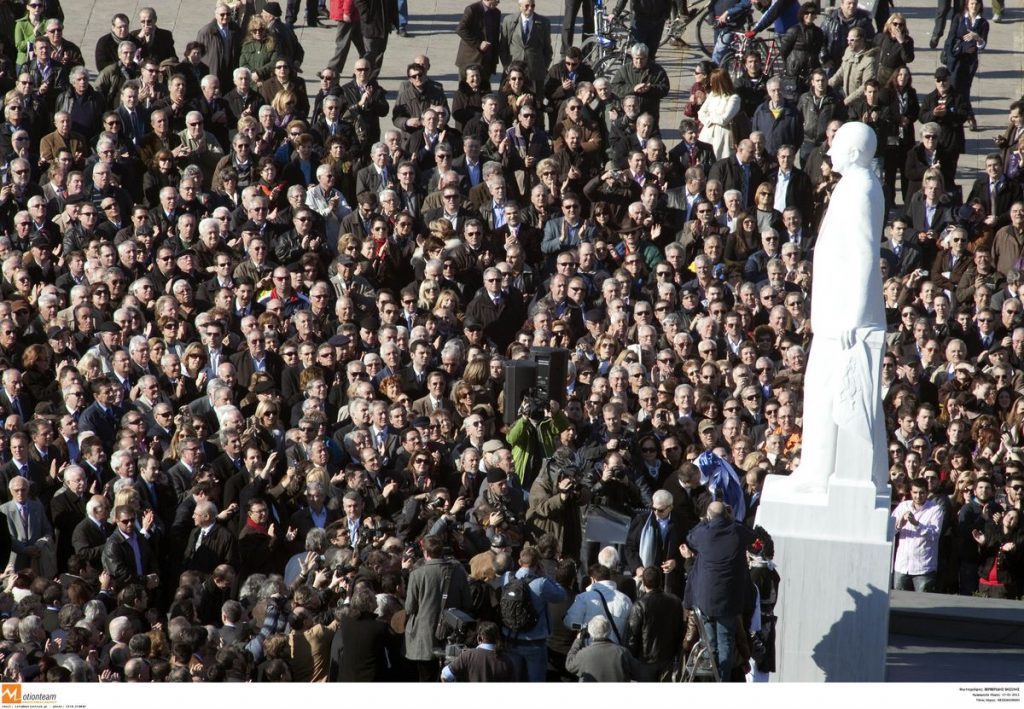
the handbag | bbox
[434,563,454,643]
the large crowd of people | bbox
[0,0,1016,686]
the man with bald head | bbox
[681,501,756,680]
[49,466,88,569]
[183,500,237,574]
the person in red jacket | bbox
[328,0,365,75]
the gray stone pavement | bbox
[64,0,1023,197]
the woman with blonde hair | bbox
[270,90,300,128]
[429,218,456,242]
[698,68,741,160]
[77,354,104,385]
[418,279,441,310]
[435,288,463,315]
[450,380,476,420]
[239,16,278,82]
[180,342,209,385]
[875,12,914,86]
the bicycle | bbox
[659,0,715,57]
[719,30,784,84]
[578,0,634,78]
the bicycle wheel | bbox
[719,50,745,83]
[694,10,713,57]
[593,52,625,80]
[579,35,604,66]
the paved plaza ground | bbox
[64,0,1023,197]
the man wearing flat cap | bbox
[920,66,969,178]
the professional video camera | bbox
[433,608,477,664]
[518,388,547,422]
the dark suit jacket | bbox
[880,240,923,278]
[0,390,34,420]
[708,157,765,209]
[667,139,715,180]
[397,364,431,400]
[78,402,118,449]
[455,1,501,75]
[101,529,157,587]
[967,176,1022,230]
[130,27,178,63]
[904,142,956,198]
[464,290,526,351]
[167,462,199,504]
[288,507,341,550]
[183,523,238,574]
[966,327,1002,358]
[624,511,688,597]
[72,516,110,568]
[50,488,87,568]
[0,460,49,505]
[768,167,814,223]
[133,479,177,526]
[354,164,394,197]
[902,192,954,238]
[229,350,284,391]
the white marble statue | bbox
[788,122,889,494]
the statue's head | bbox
[828,122,876,173]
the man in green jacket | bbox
[507,397,570,486]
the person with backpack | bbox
[499,545,567,682]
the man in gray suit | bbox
[2,476,54,573]
[499,0,554,94]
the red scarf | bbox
[245,517,268,535]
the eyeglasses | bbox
[641,447,657,453]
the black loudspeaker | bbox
[503,360,538,425]
[530,347,569,406]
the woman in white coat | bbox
[698,68,742,161]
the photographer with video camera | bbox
[404,535,472,682]
[526,446,587,561]
[507,394,571,488]
[587,451,646,517]
[472,469,528,547]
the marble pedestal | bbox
[755,475,894,682]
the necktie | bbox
[18,464,27,478]
[196,529,206,552]
[11,397,21,418]
[128,534,143,575]
[19,505,28,536]
[991,182,998,217]
[522,18,531,41]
